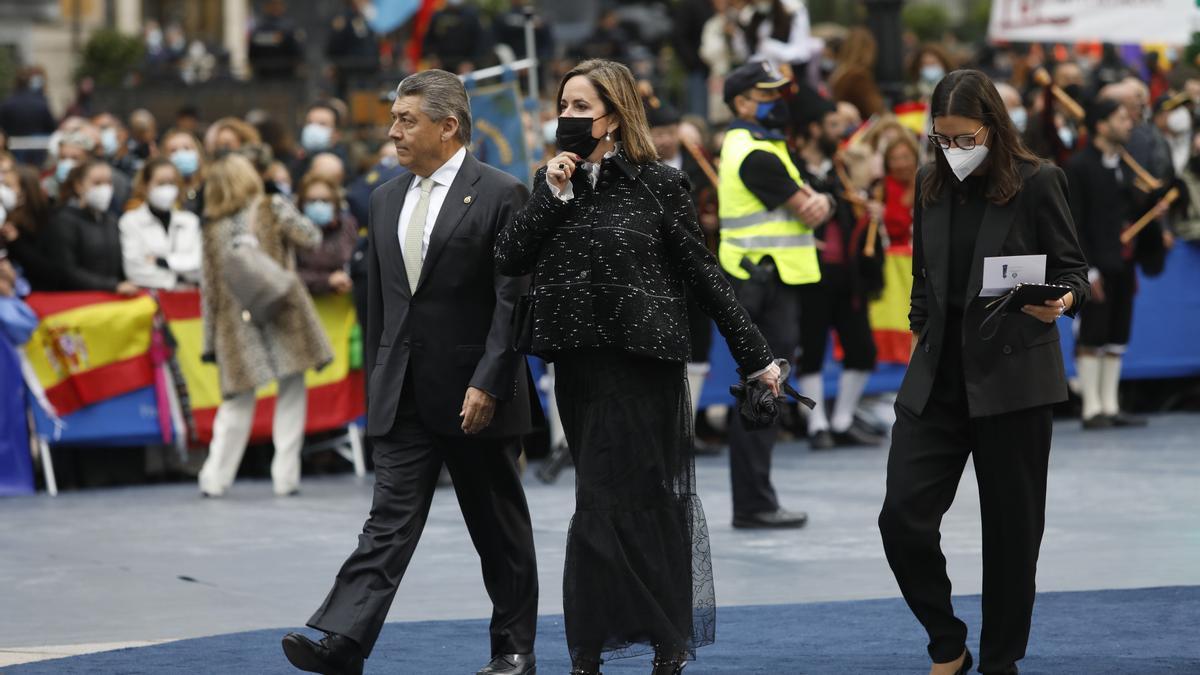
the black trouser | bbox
[796,267,877,375]
[1076,261,1136,349]
[727,270,803,516]
[878,313,1052,672]
[308,376,538,657]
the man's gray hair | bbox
[396,70,472,145]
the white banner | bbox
[988,0,1199,46]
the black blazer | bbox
[364,151,537,438]
[898,162,1090,418]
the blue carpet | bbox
[12,586,1199,674]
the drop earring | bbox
[605,130,612,142]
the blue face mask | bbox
[301,123,334,152]
[171,149,199,177]
[920,65,945,84]
[100,127,120,157]
[304,200,335,226]
[754,98,790,130]
[55,159,76,183]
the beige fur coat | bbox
[201,194,334,398]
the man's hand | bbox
[1090,275,1105,304]
[460,386,496,435]
[329,270,353,294]
[792,186,832,225]
[115,281,140,297]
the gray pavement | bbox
[1,413,1197,659]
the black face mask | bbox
[556,115,607,158]
[818,133,840,158]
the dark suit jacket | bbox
[898,162,1090,418]
[364,151,536,438]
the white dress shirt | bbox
[397,146,467,260]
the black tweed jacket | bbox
[494,150,773,373]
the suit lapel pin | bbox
[464,195,473,204]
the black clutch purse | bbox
[511,293,534,354]
[729,359,816,430]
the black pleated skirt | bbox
[553,349,715,663]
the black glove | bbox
[729,359,815,431]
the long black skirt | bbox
[554,350,715,663]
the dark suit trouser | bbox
[727,274,803,516]
[879,318,1052,673]
[308,379,538,657]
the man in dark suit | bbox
[282,70,539,675]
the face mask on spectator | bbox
[1009,107,1028,133]
[170,149,199,177]
[100,127,120,157]
[941,129,990,182]
[84,184,114,212]
[274,180,292,196]
[1167,107,1191,134]
[0,204,6,226]
[301,123,333,152]
[304,200,335,226]
[0,185,16,211]
[920,65,945,84]
[380,155,399,169]
[1057,125,1075,149]
[755,99,790,130]
[56,159,76,183]
[29,75,44,92]
[148,184,179,212]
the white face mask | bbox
[84,184,114,212]
[1167,107,1191,135]
[0,184,17,211]
[942,144,990,182]
[940,127,990,182]
[1009,107,1028,133]
[147,184,179,212]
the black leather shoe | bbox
[733,509,808,529]
[809,429,835,450]
[1082,415,1113,430]
[281,632,363,675]
[1108,412,1148,427]
[477,653,536,675]
[831,426,884,447]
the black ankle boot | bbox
[651,651,687,674]
[570,656,602,675]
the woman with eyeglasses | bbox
[877,70,1089,675]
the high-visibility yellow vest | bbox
[717,127,820,285]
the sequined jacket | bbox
[494,151,773,372]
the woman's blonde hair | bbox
[208,116,261,149]
[556,59,658,165]
[204,153,263,220]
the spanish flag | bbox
[24,292,157,417]
[157,291,364,443]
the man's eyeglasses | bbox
[928,125,987,150]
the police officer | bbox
[719,61,834,529]
[325,0,379,99]
[248,0,305,80]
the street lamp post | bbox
[865,0,906,108]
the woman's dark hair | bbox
[58,158,106,204]
[12,165,51,234]
[921,69,1042,207]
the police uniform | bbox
[718,62,822,525]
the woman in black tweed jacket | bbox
[495,60,779,675]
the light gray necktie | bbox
[403,177,435,291]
